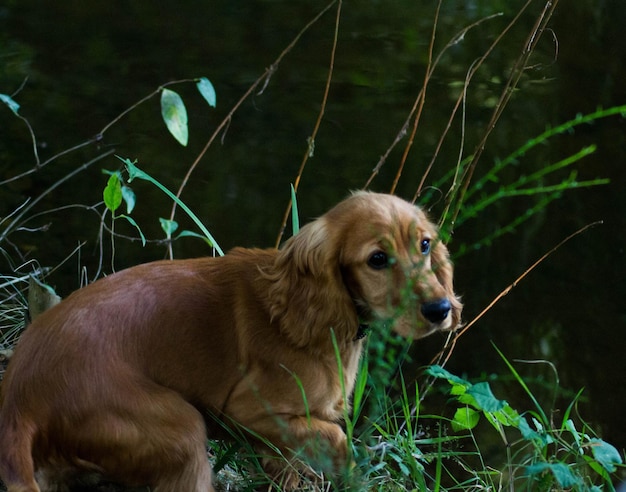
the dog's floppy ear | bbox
[430,238,463,329]
[265,218,358,351]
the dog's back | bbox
[0,253,271,492]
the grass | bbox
[202,336,623,491]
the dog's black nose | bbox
[421,298,451,323]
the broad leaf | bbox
[161,88,188,146]
[452,406,480,432]
[588,438,622,473]
[525,462,580,488]
[196,77,216,107]
[467,382,505,413]
[425,365,468,386]
[121,185,136,214]
[159,218,179,235]
[103,174,123,213]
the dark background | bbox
[1,0,625,470]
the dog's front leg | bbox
[242,414,348,490]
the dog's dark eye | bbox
[420,239,431,255]
[367,251,389,270]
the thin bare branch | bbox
[445,0,560,229]
[0,149,115,243]
[433,219,602,368]
[275,0,342,247]
[363,10,503,191]
[163,0,339,257]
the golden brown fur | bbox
[0,192,461,492]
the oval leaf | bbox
[0,93,20,115]
[196,77,216,107]
[588,438,622,473]
[159,218,179,235]
[103,174,122,213]
[160,88,188,146]
[452,406,480,432]
[121,185,136,214]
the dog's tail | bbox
[0,407,41,492]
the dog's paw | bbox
[261,456,322,491]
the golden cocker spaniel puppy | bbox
[0,192,462,492]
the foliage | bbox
[425,358,622,491]
[204,340,624,491]
[119,156,224,255]
[1,2,625,492]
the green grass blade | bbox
[290,184,300,236]
[119,156,224,255]
[492,342,548,424]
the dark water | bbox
[1,0,625,467]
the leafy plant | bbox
[1,2,625,492]
[160,77,216,146]
[120,156,224,255]
[424,351,623,491]
[102,171,145,246]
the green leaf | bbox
[495,403,520,426]
[119,215,146,246]
[121,185,136,214]
[290,184,299,236]
[123,158,146,181]
[103,173,123,213]
[196,77,216,107]
[161,88,188,146]
[588,438,623,473]
[0,93,20,115]
[389,451,410,476]
[425,365,468,386]
[451,383,469,397]
[525,463,580,488]
[452,406,480,432]
[467,382,505,413]
[118,156,224,256]
[159,218,179,235]
[177,230,212,242]
[518,416,542,441]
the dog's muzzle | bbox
[420,298,451,324]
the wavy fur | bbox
[0,192,461,492]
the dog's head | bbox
[267,192,462,348]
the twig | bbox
[274,0,342,247]
[445,0,560,230]
[363,10,503,191]
[412,11,506,204]
[0,80,196,188]
[432,220,602,369]
[412,219,602,413]
[97,78,198,136]
[162,1,339,257]
[0,149,116,243]
[388,1,442,195]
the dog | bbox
[0,191,462,491]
